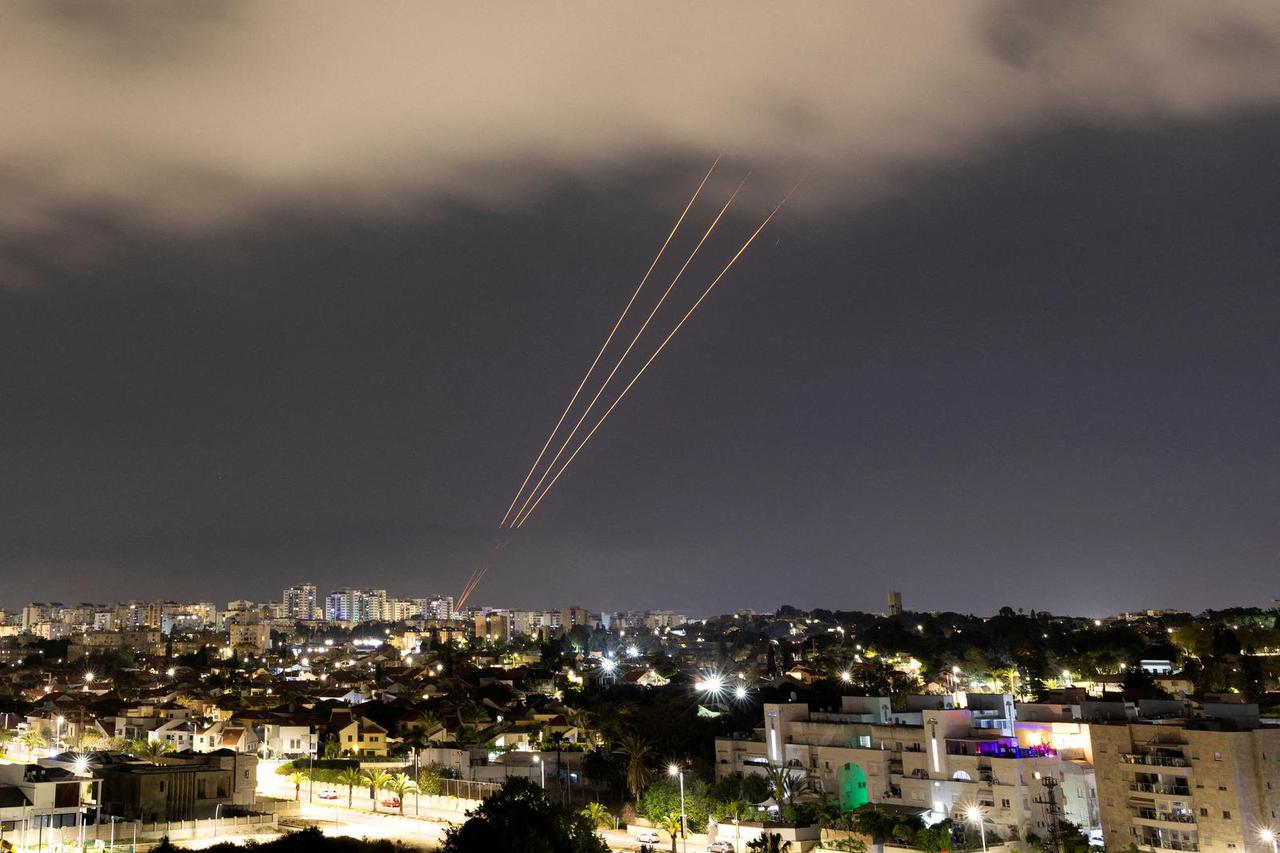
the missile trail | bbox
[506,173,750,529]
[496,158,720,528]
[512,188,795,529]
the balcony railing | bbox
[1123,753,1191,768]
[1135,808,1196,824]
[1141,839,1199,852]
[1130,782,1191,796]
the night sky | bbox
[2,4,1278,615]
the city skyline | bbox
[4,4,1279,616]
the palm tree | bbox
[0,728,14,756]
[614,734,653,801]
[385,773,417,816]
[764,766,804,806]
[363,769,393,812]
[415,711,443,741]
[656,812,683,853]
[18,727,48,758]
[747,832,792,853]
[337,767,364,808]
[580,801,612,829]
[288,770,308,801]
[547,731,568,784]
[723,799,749,850]
[129,739,174,764]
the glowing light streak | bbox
[497,158,720,527]
[512,188,794,528]
[508,172,747,529]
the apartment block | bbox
[716,694,1099,842]
[1092,703,1280,853]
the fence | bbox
[24,812,281,850]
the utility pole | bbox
[1033,774,1066,853]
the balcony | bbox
[1134,808,1196,825]
[1130,782,1192,797]
[1140,839,1199,852]
[1122,753,1191,768]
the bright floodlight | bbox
[626,645,640,658]
[84,672,95,683]
[840,670,852,683]
[1260,829,1275,843]
[734,685,748,700]
[965,805,983,823]
[167,667,176,677]
[601,657,616,673]
[73,756,90,775]
[952,665,961,674]
[701,675,723,694]
[57,715,65,725]
[668,764,680,777]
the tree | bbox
[385,773,418,816]
[417,765,443,796]
[129,738,174,764]
[850,807,899,842]
[747,833,793,853]
[323,735,341,760]
[547,731,568,786]
[764,766,805,806]
[655,812,684,853]
[614,735,653,801]
[288,770,309,801]
[440,777,609,853]
[19,727,48,757]
[337,768,364,808]
[580,801,612,829]
[0,727,15,755]
[362,769,393,811]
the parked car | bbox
[381,797,401,808]
[317,789,340,800]
[708,843,735,853]
[636,831,661,844]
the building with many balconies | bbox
[1091,701,1280,853]
[716,693,1099,842]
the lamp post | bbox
[56,716,65,753]
[668,764,686,853]
[1259,828,1277,853]
[532,756,545,788]
[965,805,987,852]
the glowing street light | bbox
[668,764,687,853]
[965,805,988,852]
[531,755,545,788]
[626,645,640,658]
[166,667,176,678]
[1259,828,1277,853]
[840,670,852,684]
[600,657,617,674]
[733,685,748,701]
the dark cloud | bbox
[4,2,1280,282]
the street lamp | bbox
[55,716,65,753]
[965,805,988,852]
[532,755,545,788]
[668,764,686,853]
[1259,828,1277,853]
